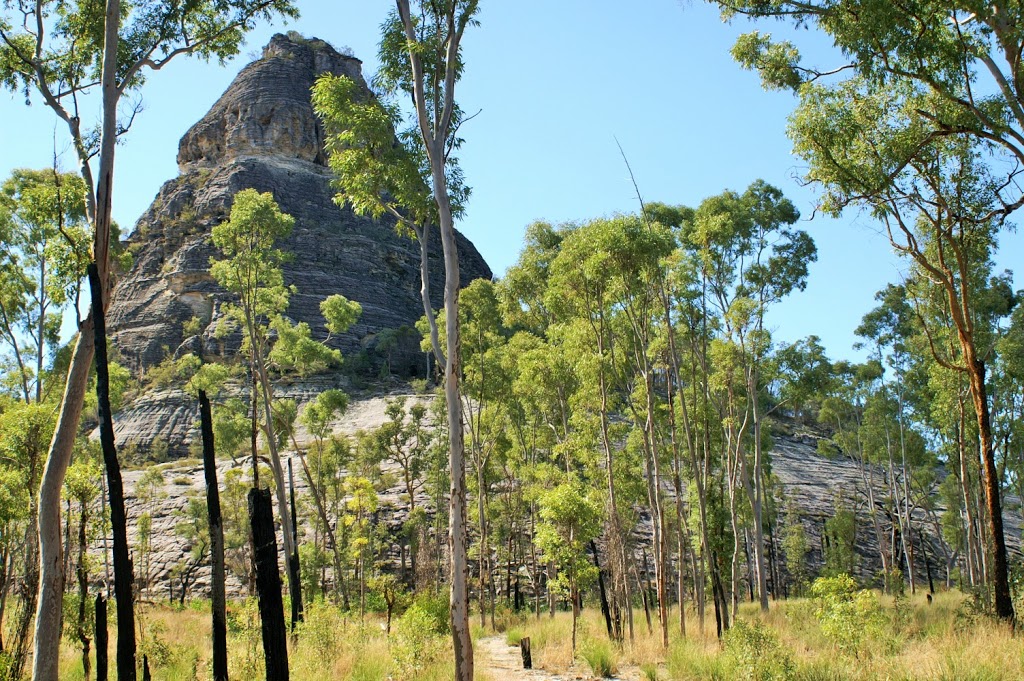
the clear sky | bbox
[1,0,1020,362]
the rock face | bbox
[112,398,1023,600]
[107,34,491,455]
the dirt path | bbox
[477,636,644,681]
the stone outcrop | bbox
[109,398,1023,600]
[107,33,491,456]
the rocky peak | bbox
[177,32,365,170]
[107,35,491,458]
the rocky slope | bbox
[106,396,1022,600]
[107,33,491,457]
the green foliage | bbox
[312,74,435,230]
[579,638,617,678]
[822,497,858,578]
[267,317,342,377]
[298,597,344,662]
[535,477,603,597]
[0,168,89,402]
[210,189,295,327]
[723,620,794,681]
[226,598,264,679]
[0,1,298,102]
[781,502,810,596]
[181,316,203,337]
[407,590,451,636]
[810,574,886,657]
[321,294,362,336]
[146,353,202,390]
[391,601,445,678]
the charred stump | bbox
[200,390,229,681]
[248,487,289,681]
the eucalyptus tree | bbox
[1,3,298,667]
[589,214,676,646]
[997,305,1024,524]
[454,279,512,626]
[716,0,1021,622]
[0,169,89,405]
[210,188,360,629]
[546,219,636,641]
[0,402,53,678]
[298,389,350,598]
[857,285,926,593]
[688,181,814,613]
[313,2,479,671]
[64,455,100,681]
[536,477,603,654]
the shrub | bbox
[810,574,886,656]
[299,598,343,660]
[391,602,449,678]
[409,590,451,635]
[724,620,794,680]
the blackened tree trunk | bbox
[590,541,613,639]
[200,391,229,681]
[89,263,136,680]
[78,500,91,681]
[96,594,108,681]
[287,458,303,630]
[248,487,289,681]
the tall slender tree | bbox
[0,3,298,672]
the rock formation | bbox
[110,397,1023,600]
[107,34,491,456]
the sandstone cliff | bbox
[107,34,491,456]
[109,397,1023,600]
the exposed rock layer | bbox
[108,398,1023,600]
[107,34,491,456]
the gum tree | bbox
[1,2,298,672]
[715,0,1023,622]
[314,2,480,675]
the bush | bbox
[810,574,886,656]
[391,603,445,678]
[505,627,524,646]
[408,591,450,635]
[299,598,343,660]
[724,620,794,680]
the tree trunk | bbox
[248,487,289,681]
[288,458,302,631]
[200,391,229,681]
[88,263,136,681]
[591,541,613,639]
[78,501,92,681]
[477,462,487,629]
[967,357,1014,621]
[435,165,473,681]
[34,0,122,669]
[33,316,95,681]
[252,352,302,625]
[96,595,108,681]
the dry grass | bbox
[55,591,1024,680]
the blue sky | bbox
[1,0,1020,362]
